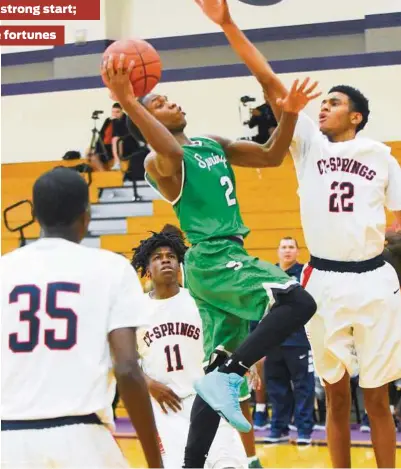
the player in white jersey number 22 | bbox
[1,168,162,468]
[132,230,248,469]
[197,1,401,466]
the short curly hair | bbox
[131,230,187,277]
[329,85,370,133]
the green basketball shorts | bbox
[184,237,298,399]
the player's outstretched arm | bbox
[195,0,286,118]
[101,54,183,178]
[110,328,163,468]
[209,78,320,168]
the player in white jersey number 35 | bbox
[1,168,162,468]
[197,0,401,467]
[132,230,248,469]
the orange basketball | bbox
[102,38,162,97]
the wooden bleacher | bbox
[2,142,401,261]
[1,161,124,253]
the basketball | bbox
[102,38,162,97]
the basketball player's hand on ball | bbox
[148,379,182,414]
[195,0,232,26]
[101,53,135,101]
[276,77,321,114]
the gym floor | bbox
[117,438,401,468]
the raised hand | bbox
[276,77,321,114]
[194,0,232,26]
[101,53,135,101]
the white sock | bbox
[247,456,258,464]
[255,403,266,413]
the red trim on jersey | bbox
[158,434,166,454]
[301,264,314,288]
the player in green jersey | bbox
[102,49,319,467]
[197,1,401,469]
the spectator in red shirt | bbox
[96,103,127,169]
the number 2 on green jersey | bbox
[220,176,237,207]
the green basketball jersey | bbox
[146,137,250,244]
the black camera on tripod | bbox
[91,110,104,120]
[239,96,257,126]
[89,110,107,155]
[240,95,256,105]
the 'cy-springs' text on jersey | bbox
[146,137,250,244]
[290,113,401,261]
[137,289,204,398]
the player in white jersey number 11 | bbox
[132,230,248,469]
[1,168,162,468]
[198,1,401,467]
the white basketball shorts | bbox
[1,423,129,468]
[302,259,401,389]
[152,394,247,469]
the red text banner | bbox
[0,0,101,20]
[0,26,65,46]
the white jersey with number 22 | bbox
[290,113,401,261]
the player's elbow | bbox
[114,359,144,384]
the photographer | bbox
[248,102,278,145]
[95,103,127,170]
[124,117,151,200]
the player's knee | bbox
[364,386,390,419]
[299,287,317,319]
[326,392,350,418]
[285,286,317,322]
[325,378,351,416]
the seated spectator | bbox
[96,103,127,170]
[124,117,150,200]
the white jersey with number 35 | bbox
[1,238,146,426]
[137,289,204,399]
[290,113,401,261]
